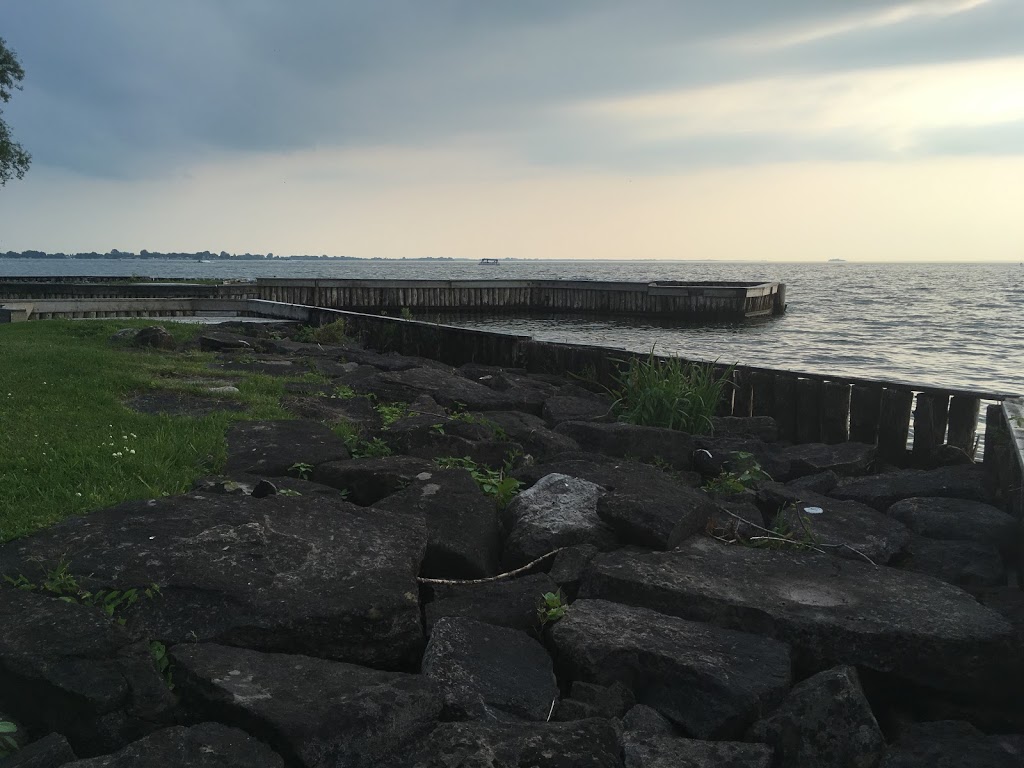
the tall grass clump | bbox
[611,350,733,434]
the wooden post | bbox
[749,371,775,418]
[947,395,981,455]
[912,392,949,464]
[795,378,822,444]
[983,404,1004,468]
[733,369,753,418]
[774,375,798,442]
[715,367,737,416]
[877,388,914,465]
[849,384,882,444]
[820,381,852,444]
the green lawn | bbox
[0,320,316,542]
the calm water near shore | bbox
[2,259,1021,396]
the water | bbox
[2,258,1022,396]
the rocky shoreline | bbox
[0,322,1022,767]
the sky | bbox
[1,1,1023,261]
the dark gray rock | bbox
[62,724,283,768]
[542,395,614,426]
[379,718,624,768]
[171,644,439,768]
[548,545,599,599]
[125,391,247,418]
[597,482,717,550]
[621,704,675,736]
[879,720,1021,768]
[0,590,173,757]
[424,573,558,633]
[383,414,519,467]
[0,732,75,767]
[551,681,635,722]
[132,325,176,350]
[374,468,502,579]
[281,394,381,429]
[198,331,254,352]
[224,420,349,477]
[622,733,773,768]
[885,497,1017,555]
[831,465,994,511]
[422,617,557,722]
[480,411,581,460]
[710,416,779,442]
[787,470,840,495]
[514,453,692,491]
[896,536,1006,589]
[782,442,876,479]
[503,474,616,568]
[550,599,791,738]
[580,538,1018,698]
[312,455,434,505]
[925,444,975,468]
[759,485,911,564]
[746,665,885,768]
[215,355,301,376]
[0,492,426,670]
[354,367,535,412]
[553,422,695,470]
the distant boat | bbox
[479,258,500,266]
[827,258,847,263]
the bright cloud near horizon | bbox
[1,0,1023,261]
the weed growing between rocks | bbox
[703,451,772,494]
[292,318,349,345]
[0,721,18,758]
[435,456,522,509]
[611,349,733,434]
[537,590,568,626]
[289,462,314,480]
[375,401,410,427]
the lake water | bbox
[2,258,1021,396]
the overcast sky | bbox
[1,1,1022,260]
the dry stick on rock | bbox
[417,548,567,585]
[716,508,878,567]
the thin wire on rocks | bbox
[416,548,567,585]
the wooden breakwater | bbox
[252,279,786,322]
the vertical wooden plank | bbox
[796,378,823,444]
[849,384,882,444]
[983,404,1004,468]
[912,392,949,464]
[947,395,981,455]
[715,368,737,416]
[877,388,914,465]
[773,375,798,443]
[820,381,852,444]
[733,369,753,418]
[749,371,775,418]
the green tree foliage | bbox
[1,37,31,185]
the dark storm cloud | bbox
[2,0,1021,177]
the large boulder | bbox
[745,665,885,768]
[379,719,624,768]
[382,413,519,467]
[879,720,1022,768]
[224,420,349,477]
[550,599,791,738]
[479,411,581,460]
[0,492,426,670]
[781,442,876,479]
[553,422,695,470]
[542,395,614,426]
[354,367,536,412]
[885,497,1018,555]
[374,468,502,579]
[312,455,434,506]
[0,590,174,757]
[597,482,717,550]
[896,536,1006,590]
[2,732,76,767]
[423,573,559,633]
[502,474,616,568]
[132,325,176,350]
[62,724,283,768]
[170,644,440,768]
[622,733,773,768]
[579,538,1018,698]
[422,617,557,722]
[831,465,994,511]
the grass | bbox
[611,350,733,435]
[0,320,305,543]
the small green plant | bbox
[376,402,409,427]
[350,437,393,458]
[292,326,316,343]
[277,488,303,497]
[311,318,348,344]
[149,640,174,690]
[0,721,18,758]
[399,307,414,320]
[330,384,358,399]
[702,451,772,495]
[289,462,314,480]
[537,590,568,626]
[435,455,522,509]
[611,349,733,434]
[430,423,446,435]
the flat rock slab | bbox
[477,410,581,460]
[422,617,557,722]
[62,723,283,768]
[0,589,174,757]
[125,391,246,418]
[374,468,502,579]
[880,720,1022,768]
[0,492,426,670]
[553,421,695,470]
[424,573,558,633]
[597,481,717,550]
[886,497,1018,554]
[831,465,994,511]
[542,395,614,425]
[170,644,440,768]
[622,733,773,768]
[551,599,791,738]
[781,442,876,479]
[759,484,911,564]
[746,665,885,768]
[354,367,531,411]
[379,718,624,768]
[198,331,255,351]
[580,538,1018,698]
[225,420,350,477]
[503,474,616,568]
[312,456,435,506]
[896,536,1006,590]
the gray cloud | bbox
[2,0,1022,178]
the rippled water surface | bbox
[3,259,1021,395]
